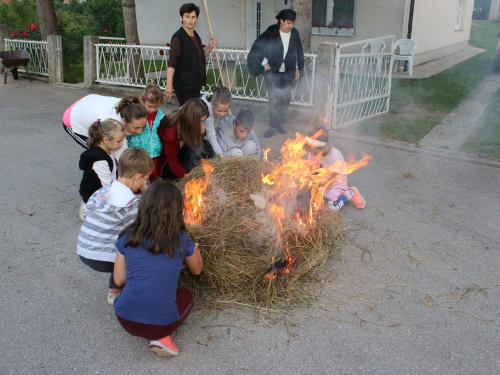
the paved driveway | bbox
[1,80,499,374]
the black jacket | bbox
[171,27,205,92]
[247,24,305,79]
[79,146,115,203]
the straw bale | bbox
[176,156,344,309]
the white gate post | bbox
[315,43,337,129]
[84,36,99,85]
[47,35,63,83]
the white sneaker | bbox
[77,200,88,221]
[107,288,122,305]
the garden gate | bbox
[327,35,395,129]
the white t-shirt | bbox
[67,94,122,136]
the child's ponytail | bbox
[141,83,163,104]
[116,96,148,124]
[87,118,125,149]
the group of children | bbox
[65,84,264,357]
[66,83,365,358]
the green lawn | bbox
[349,20,500,144]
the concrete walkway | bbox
[420,72,500,150]
[2,74,500,374]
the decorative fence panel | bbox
[3,38,49,77]
[95,43,317,106]
[328,35,395,129]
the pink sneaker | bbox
[348,187,366,209]
[148,335,179,357]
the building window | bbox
[312,0,355,29]
[456,0,465,30]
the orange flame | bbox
[262,148,271,161]
[184,159,214,224]
[262,132,371,233]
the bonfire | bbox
[177,133,370,309]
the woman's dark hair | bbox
[180,3,200,17]
[160,98,209,150]
[120,180,186,256]
[115,96,148,124]
[275,9,296,22]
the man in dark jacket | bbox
[247,9,305,138]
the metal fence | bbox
[329,35,395,129]
[95,43,317,106]
[3,38,49,77]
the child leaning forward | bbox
[113,180,203,357]
[77,148,154,305]
[304,127,366,211]
[216,109,261,157]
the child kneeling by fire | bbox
[303,127,366,211]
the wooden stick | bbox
[202,0,228,88]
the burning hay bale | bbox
[177,156,344,309]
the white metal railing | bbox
[3,38,49,76]
[329,35,395,129]
[95,43,317,106]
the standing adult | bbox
[247,9,305,138]
[164,3,218,106]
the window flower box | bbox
[337,27,355,36]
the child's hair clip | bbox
[93,119,101,127]
[146,93,152,99]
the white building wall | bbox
[311,0,407,51]
[136,0,473,66]
[411,0,473,64]
[136,0,245,48]
[489,0,500,19]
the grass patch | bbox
[460,85,500,157]
[347,21,500,144]
[64,61,84,84]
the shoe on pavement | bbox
[149,335,179,357]
[263,127,277,138]
[107,288,122,306]
[276,126,287,134]
[77,200,88,221]
[348,187,366,209]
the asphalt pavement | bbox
[1,78,499,375]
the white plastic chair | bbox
[362,40,387,72]
[393,39,417,76]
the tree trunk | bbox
[36,0,58,40]
[291,0,312,53]
[122,0,145,84]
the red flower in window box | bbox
[20,31,29,38]
[11,31,18,37]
